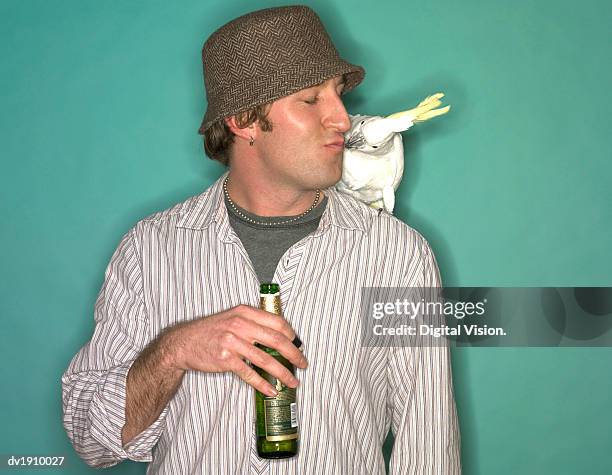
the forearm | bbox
[122,329,185,446]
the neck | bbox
[225,169,323,217]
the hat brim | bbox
[197,60,365,135]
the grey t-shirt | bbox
[225,193,328,284]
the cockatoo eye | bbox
[372,145,378,148]
[360,120,365,125]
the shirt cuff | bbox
[88,360,169,463]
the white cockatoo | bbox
[336,93,450,213]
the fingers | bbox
[232,337,299,389]
[253,327,308,369]
[234,305,296,341]
[229,358,279,397]
[229,306,308,369]
[226,312,307,369]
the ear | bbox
[224,116,255,142]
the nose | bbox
[322,92,351,133]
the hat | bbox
[197,5,365,134]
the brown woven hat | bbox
[197,5,365,134]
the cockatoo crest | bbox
[336,93,450,213]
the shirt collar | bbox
[176,171,368,235]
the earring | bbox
[249,136,254,146]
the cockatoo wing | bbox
[382,185,395,213]
[340,151,376,190]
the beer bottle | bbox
[254,283,299,458]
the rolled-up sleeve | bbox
[388,235,462,474]
[61,227,169,468]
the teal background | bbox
[1,0,611,473]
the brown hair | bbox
[204,103,273,166]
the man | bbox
[62,5,461,474]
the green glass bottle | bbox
[254,283,299,458]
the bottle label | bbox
[262,377,298,441]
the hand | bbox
[164,305,308,397]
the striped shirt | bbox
[61,171,461,474]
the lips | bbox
[325,139,345,150]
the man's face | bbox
[253,76,350,191]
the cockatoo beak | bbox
[344,134,364,150]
